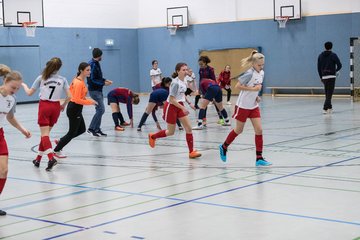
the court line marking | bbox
[42,156,360,239]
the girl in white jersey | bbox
[219,51,271,166]
[148,63,201,159]
[150,60,162,90]
[0,71,31,215]
[22,57,71,171]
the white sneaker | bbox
[192,125,204,130]
[222,121,231,126]
[327,109,333,114]
[227,101,232,105]
[322,110,328,114]
[54,151,67,159]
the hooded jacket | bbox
[317,51,342,80]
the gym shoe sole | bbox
[46,159,58,171]
[148,133,156,148]
[219,144,227,162]
[189,150,201,159]
[192,125,204,130]
[32,160,40,167]
[256,159,272,166]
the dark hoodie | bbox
[317,51,342,80]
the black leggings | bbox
[224,88,231,102]
[54,102,86,152]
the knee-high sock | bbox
[152,130,167,139]
[112,112,120,126]
[117,112,125,124]
[36,138,44,161]
[138,112,149,128]
[0,178,7,194]
[223,130,239,149]
[214,104,222,119]
[255,134,263,157]
[220,109,228,120]
[41,136,54,160]
[186,133,194,153]
[195,95,201,108]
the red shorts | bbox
[38,100,61,127]
[163,102,187,124]
[0,128,8,156]
[232,106,261,122]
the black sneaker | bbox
[0,210,6,216]
[87,129,100,137]
[46,159,58,171]
[96,130,107,137]
[32,160,40,168]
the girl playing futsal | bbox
[53,62,97,156]
[148,63,201,159]
[192,78,231,130]
[150,60,162,90]
[0,70,31,215]
[137,77,172,131]
[22,57,71,171]
[217,65,232,105]
[107,87,140,130]
[219,51,272,166]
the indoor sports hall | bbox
[0,1,360,239]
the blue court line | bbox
[8,213,86,229]
[43,156,360,239]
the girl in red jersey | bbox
[219,51,271,166]
[22,57,71,171]
[0,70,31,215]
[107,88,140,130]
[53,62,97,155]
[148,63,201,159]
[217,65,232,105]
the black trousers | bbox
[224,88,231,102]
[54,102,86,152]
[322,78,335,110]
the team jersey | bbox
[200,79,218,93]
[69,78,94,105]
[108,88,134,119]
[150,68,162,87]
[218,70,231,88]
[0,94,16,128]
[236,68,264,109]
[150,88,169,104]
[167,77,187,103]
[31,74,69,102]
[153,83,169,92]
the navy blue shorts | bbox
[149,89,168,104]
[204,85,222,103]
[107,95,119,105]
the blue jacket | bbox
[317,51,342,80]
[87,59,105,91]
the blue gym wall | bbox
[0,12,359,102]
[0,27,139,102]
[138,13,360,93]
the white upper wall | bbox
[138,0,360,28]
[38,0,359,28]
[43,0,139,28]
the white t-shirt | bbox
[235,68,264,109]
[184,73,197,91]
[31,74,69,101]
[150,68,162,87]
[167,77,187,103]
[0,94,16,128]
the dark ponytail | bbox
[172,62,187,78]
[77,62,90,76]
[160,77,172,88]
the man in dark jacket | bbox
[317,42,342,114]
[87,48,113,136]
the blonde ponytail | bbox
[0,64,11,77]
[240,50,265,71]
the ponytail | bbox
[240,50,265,71]
[42,57,62,80]
[0,64,11,78]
